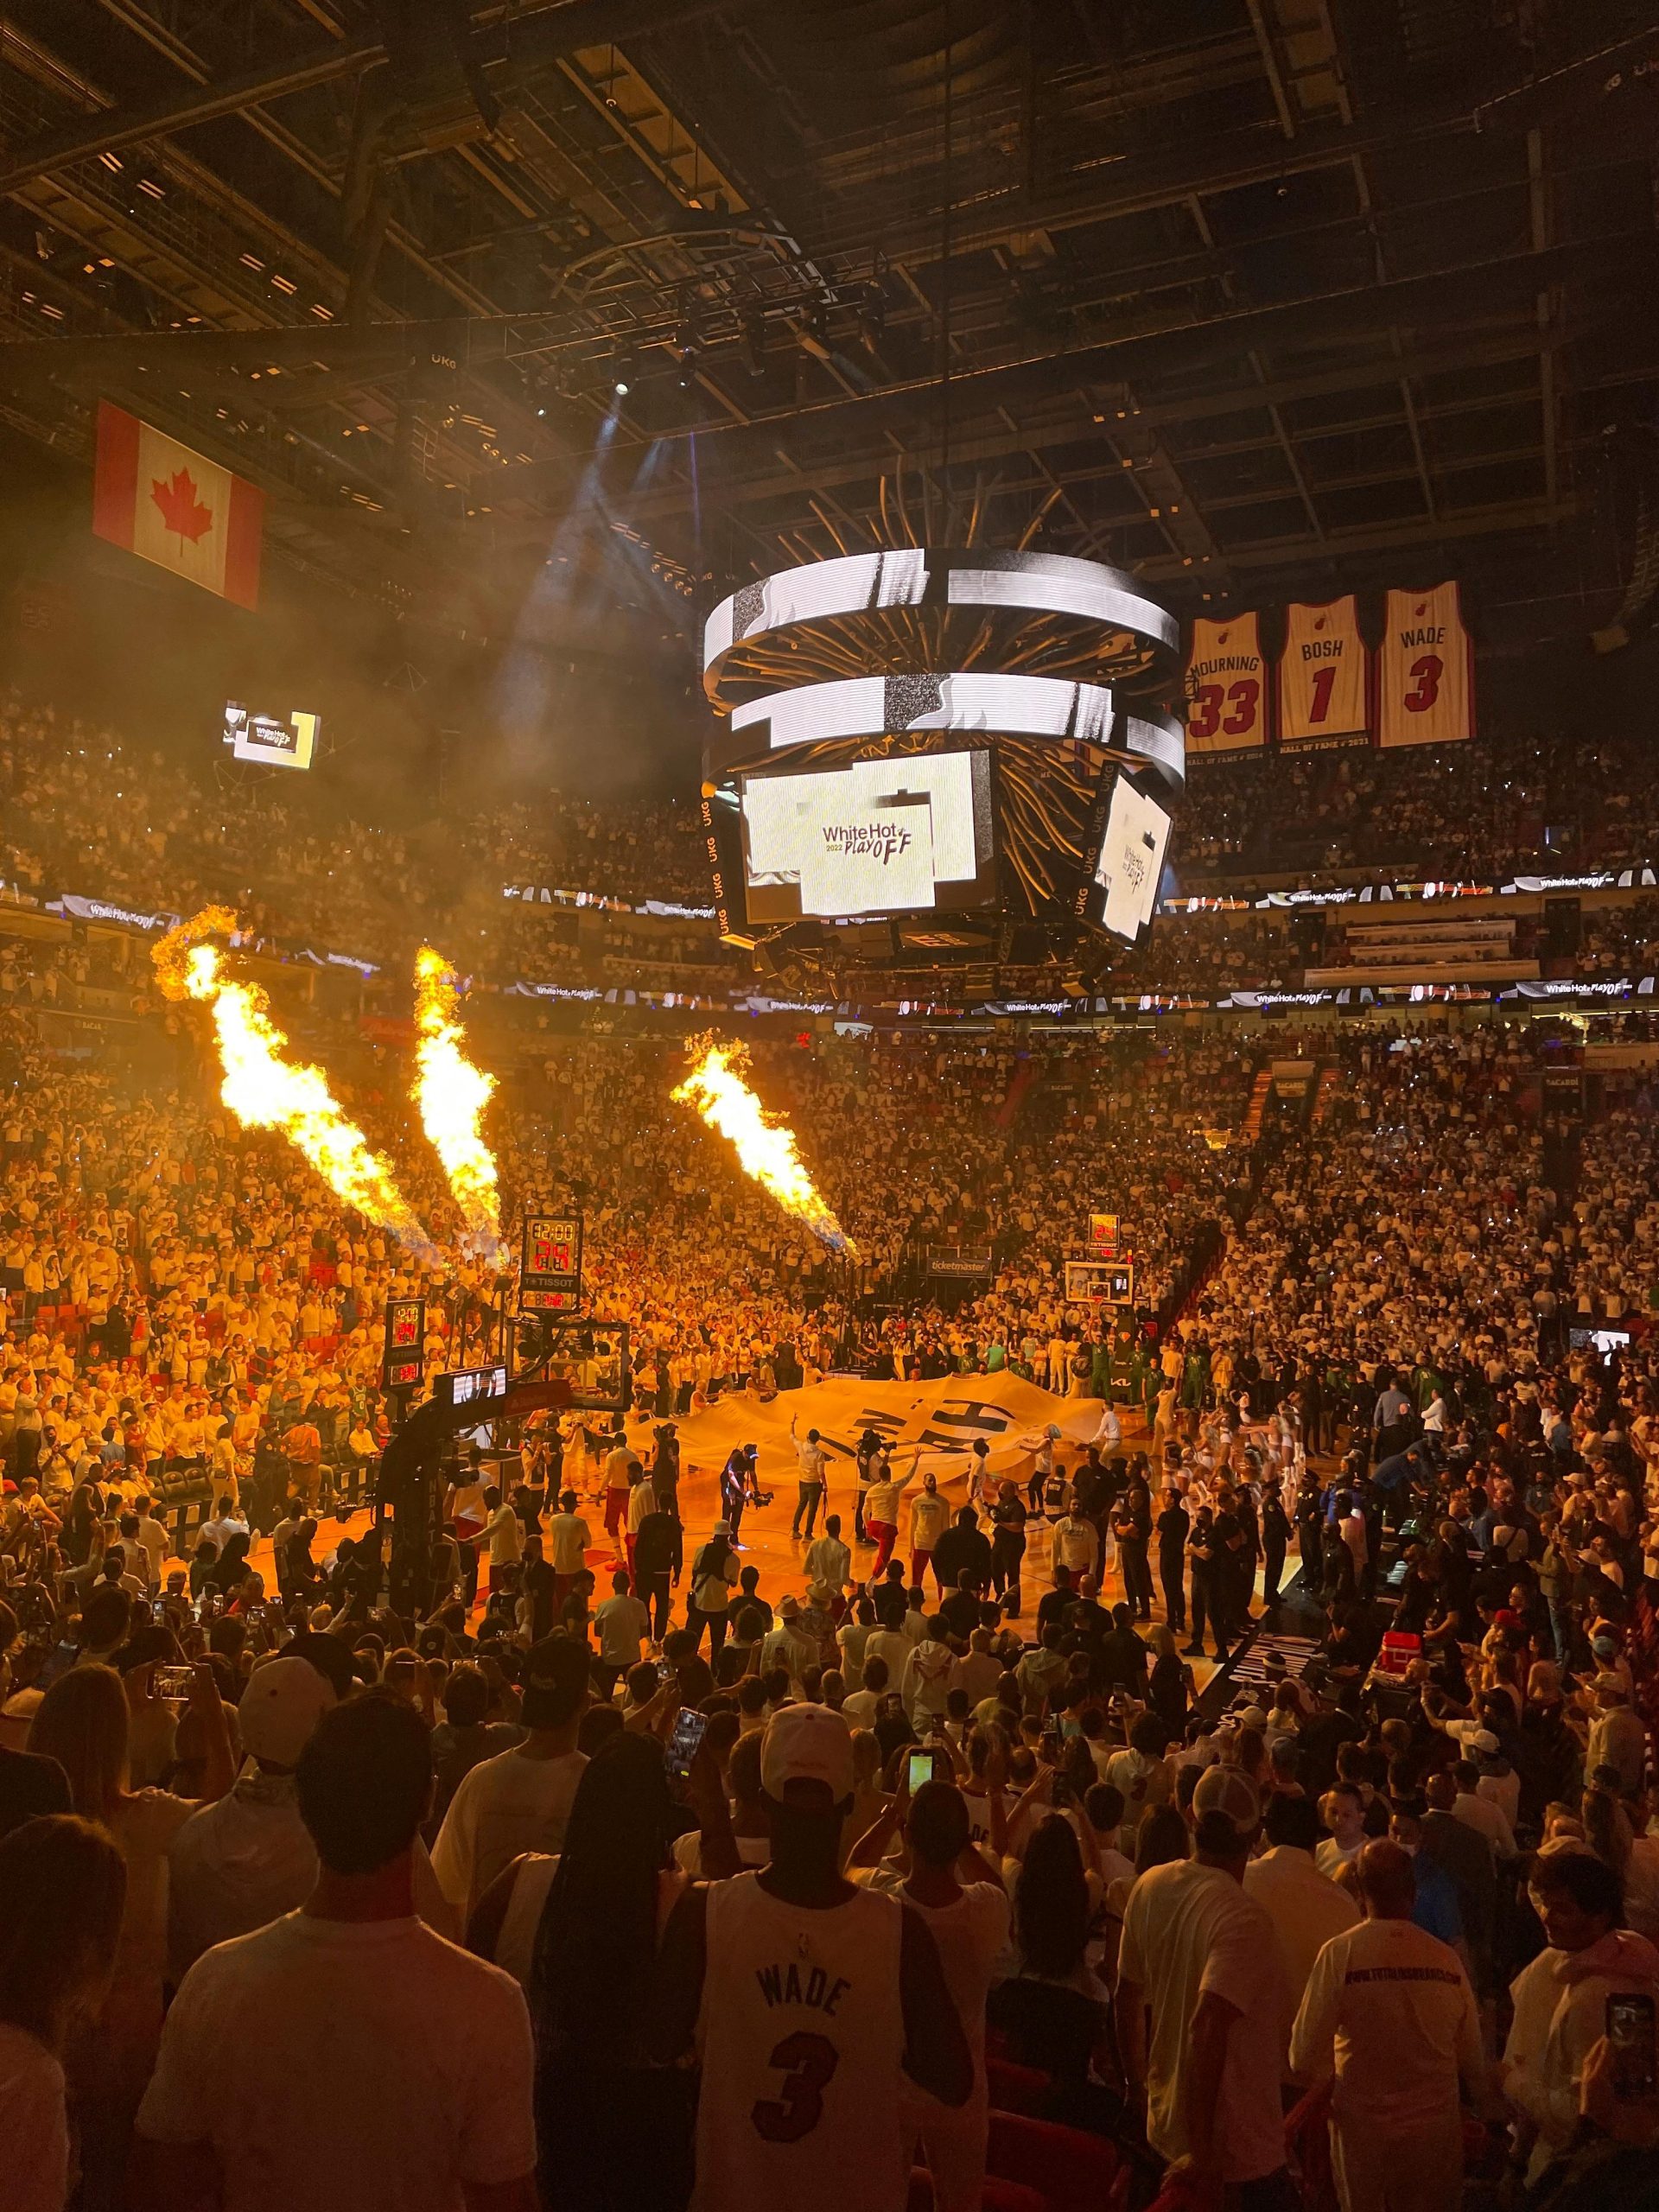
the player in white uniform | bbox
[653,1704,970,2212]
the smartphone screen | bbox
[656,1658,676,1687]
[906,1749,939,1795]
[35,1640,79,1691]
[664,1706,709,1780]
[1607,1993,1657,2100]
[1039,1727,1061,1765]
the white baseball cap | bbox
[238,1655,335,1768]
[761,1704,855,1803]
[1192,1764,1261,1840]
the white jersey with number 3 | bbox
[692,1872,908,2212]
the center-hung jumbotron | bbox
[696,547,1185,979]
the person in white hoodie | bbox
[1503,1846,1659,2182]
[166,1655,336,1981]
[901,1617,956,1732]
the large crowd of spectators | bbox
[0,974,1655,2209]
[14,696,1659,1023]
[2,690,1659,2212]
[1181,722,1659,885]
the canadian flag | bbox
[92,401,264,609]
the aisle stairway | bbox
[1241,1065,1273,1140]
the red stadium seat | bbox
[984,2183,1047,2212]
[908,2167,1048,2212]
[1141,2183,1210,2212]
[1284,2079,1338,2212]
[987,2112,1120,2203]
[986,2056,1052,2115]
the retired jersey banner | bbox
[92,401,264,609]
[1183,612,1268,753]
[1278,595,1368,750]
[1378,582,1474,748]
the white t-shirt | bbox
[1243,1847,1361,2018]
[861,1873,1009,2069]
[1451,1789,1515,1859]
[430,1747,588,1914]
[136,1911,535,2211]
[1314,1834,1363,1881]
[1289,1915,1480,2126]
[0,2023,67,2212]
[673,1829,771,1880]
[593,1593,651,1669]
[1118,1859,1290,2182]
[484,1503,523,1567]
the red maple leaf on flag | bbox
[151,467,214,548]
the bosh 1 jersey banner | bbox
[1183,612,1267,753]
[1377,582,1474,748]
[1278,595,1367,750]
[92,401,264,609]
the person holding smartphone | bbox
[652,1705,970,2212]
[1503,1848,1659,2182]
[845,1765,1009,2212]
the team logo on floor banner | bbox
[1377,582,1474,747]
[658,1374,1114,1495]
[1278,595,1368,750]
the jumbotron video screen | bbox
[1086,774,1173,946]
[739,750,997,924]
[222,701,319,771]
[699,546,1185,972]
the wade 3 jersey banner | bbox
[1378,582,1474,747]
[1278,595,1368,749]
[1183,612,1268,753]
[92,401,264,609]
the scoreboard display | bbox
[521,1212,582,1313]
[381,1295,425,1391]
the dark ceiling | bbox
[2,0,1657,672]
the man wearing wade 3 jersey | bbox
[653,1703,971,2212]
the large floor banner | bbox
[639,1374,1120,1499]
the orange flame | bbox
[671,1034,854,1254]
[412,946,503,1262]
[153,910,440,1264]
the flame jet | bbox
[412,945,504,1262]
[153,908,440,1264]
[672,1034,855,1255]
